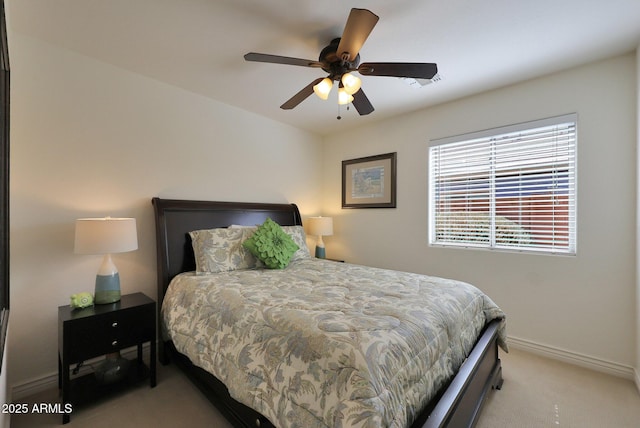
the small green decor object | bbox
[243,218,299,269]
[70,292,94,309]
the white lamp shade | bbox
[308,216,333,237]
[313,77,333,100]
[341,72,362,95]
[337,87,354,105]
[74,218,138,255]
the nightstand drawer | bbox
[65,305,154,362]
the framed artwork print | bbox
[342,152,397,208]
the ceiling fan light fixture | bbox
[313,77,333,100]
[245,8,435,117]
[338,87,354,105]
[341,72,361,95]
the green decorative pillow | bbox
[242,218,299,269]
[230,224,311,261]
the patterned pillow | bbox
[189,227,261,274]
[282,225,311,261]
[242,218,299,269]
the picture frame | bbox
[342,152,397,208]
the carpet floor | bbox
[11,347,640,427]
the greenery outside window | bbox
[428,114,577,255]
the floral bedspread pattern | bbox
[162,259,506,428]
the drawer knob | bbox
[111,340,118,346]
[112,322,118,327]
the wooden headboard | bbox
[152,198,303,305]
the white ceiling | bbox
[8,0,640,136]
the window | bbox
[429,114,577,254]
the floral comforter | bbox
[162,259,506,428]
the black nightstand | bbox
[58,292,156,424]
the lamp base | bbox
[95,273,121,304]
[315,246,326,259]
[94,352,130,384]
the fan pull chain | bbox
[337,102,351,120]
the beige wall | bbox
[636,44,640,388]
[322,53,637,373]
[8,33,323,391]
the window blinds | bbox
[429,114,577,254]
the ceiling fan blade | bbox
[244,52,324,68]
[352,88,374,115]
[358,62,438,79]
[336,9,379,62]
[280,78,324,110]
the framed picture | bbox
[342,152,397,208]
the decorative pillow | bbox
[282,225,311,261]
[189,227,261,274]
[230,224,311,261]
[242,218,299,269]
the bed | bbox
[152,197,506,427]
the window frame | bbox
[428,114,577,255]
[0,0,9,372]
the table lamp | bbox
[308,216,333,259]
[74,217,138,304]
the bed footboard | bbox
[419,319,503,428]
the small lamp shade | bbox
[308,216,333,259]
[313,77,333,100]
[341,72,362,95]
[337,87,354,105]
[74,218,138,304]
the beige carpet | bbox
[476,348,640,427]
[11,348,640,427]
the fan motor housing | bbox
[319,38,360,79]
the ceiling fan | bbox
[244,8,438,117]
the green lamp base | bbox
[95,273,121,304]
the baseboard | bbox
[11,372,56,401]
[11,345,150,401]
[507,336,636,381]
